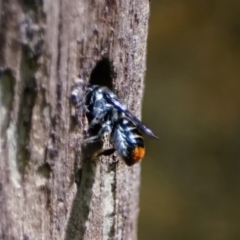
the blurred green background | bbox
[139,0,240,239]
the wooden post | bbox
[0,0,149,239]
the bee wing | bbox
[104,91,127,112]
[105,93,159,139]
[124,110,159,139]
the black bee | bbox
[82,84,158,166]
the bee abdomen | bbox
[112,119,145,166]
[123,146,145,166]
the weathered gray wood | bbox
[0,0,149,239]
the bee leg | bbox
[82,147,115,162]
[97,148,115,157]
[83,123,111,145]
[83,135,102,145]
[88,111,108,129]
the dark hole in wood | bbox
[89,58,113,89]
[37,163,52,179]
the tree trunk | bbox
[0,0,149,239]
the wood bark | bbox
[0,0,149,239]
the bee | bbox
[71,81,158,166]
